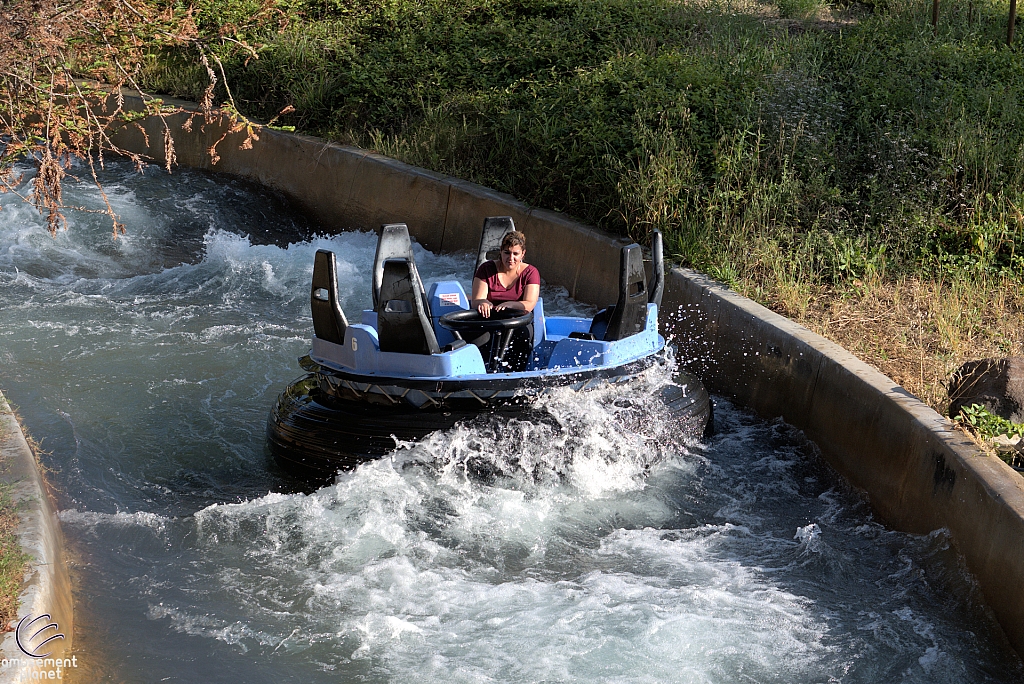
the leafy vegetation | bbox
[956,403,1024,469]
[0,481,28,630]
[0,0,277,236]
[0,403,29,630]
[132,0,1024,409]
[957,403,1024,441]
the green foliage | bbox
[138,0,1024,293]
[957,403,1024,440]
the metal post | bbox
[932,0,940,33]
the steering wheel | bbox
[439,308,533,334]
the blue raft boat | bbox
[267,217,711,476]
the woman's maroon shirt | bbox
[474,260,540,304]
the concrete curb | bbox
[0,392,74,683]
[100,91,1024,658]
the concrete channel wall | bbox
[102,93,1024,657]
[0,392,74,683]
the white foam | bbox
[59,508,171,533]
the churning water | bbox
[0,161,1020,683]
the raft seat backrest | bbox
[377,258,441,355]
[474,216,517,277]
[648,229,664,310]
[373,223,417,310]
[597,244,648,342]
[531,297,546,349]
[586,307,611,341]
[311,249,349,345]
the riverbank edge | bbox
[100,91,1024,659]
[0,391,73,682]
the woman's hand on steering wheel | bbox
[476,300,494,318]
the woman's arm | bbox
[470,277,494,317]
[494,283,539,313]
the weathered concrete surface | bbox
[663,268,1024,656]
[0,392,74,683]
[99,90,1024,658]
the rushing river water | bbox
[0,161,1021,683]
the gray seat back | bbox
[311,249,349,344]
[474,216,517,276]
[377,258,440,355]
[373,223,416,309]
[601,244,648,341]
[648,229,664,310]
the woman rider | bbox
[469,230,539,370]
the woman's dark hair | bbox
[500,230,526,252]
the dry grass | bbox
[0,406,28,631]
[0,481,25,631]
[751,276,1024,414]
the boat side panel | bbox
[313,326,380,371]
[312,326,488,376]
[601,305,663,366]
[528,340,557,370]
[314,307,661,377]
[546,305,661,369]
[548,339,606,368]
[444,344,489,375]
[545,316,592,338]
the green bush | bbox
[956,404,1024,470]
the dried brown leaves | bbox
[0,0,264,237]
